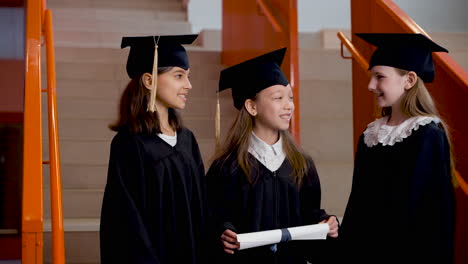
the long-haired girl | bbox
[207,48,338,264]
[340,33,456,264]
[100,35,209,264]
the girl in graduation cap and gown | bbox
[340,33,456,264]
[206,48,339,264]
[99,35,209,264]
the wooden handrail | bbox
[44,9,66,263]
[256,0,283,32]
[337,31,369,71]
[456,170,468,196]
[377,0,468,90]
[376,0,427,35]
[23,0,44,262]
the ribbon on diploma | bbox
[237,223,329,250]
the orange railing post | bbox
[285,0,300,143]
[222,0,300,141]
[23,0,44,262]
[43,8,66,264]
[23,0,65,263]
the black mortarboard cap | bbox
[219,48,289,109]
[356,33,448,83]
[121,34,198,79]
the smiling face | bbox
[368,65,409,108]
[156,67,192,110]
[248,84,294,133]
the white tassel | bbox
[215,91,221,149]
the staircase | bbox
[40,0,468,262]
[41,0,231,263]
[298,31,354,217]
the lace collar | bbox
[363,116,440,147]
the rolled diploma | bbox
[237,223,329,250]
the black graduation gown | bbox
[206,154,331,264]
[340,122,455,264]
[100,127,209,264]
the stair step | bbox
[48,47,219,65]
[48,0,183,11]
[47,140,110,165]
[49,46,127,64]
[53,79,126,100]
[314,162,354,215]
[52,7,186,22]
[54,29,192,48]
[299,49,352,81]
[52,61,127,81]
[44,218,100,232]
[195,29,222,51]
[44,189,103,219]
[43,116,232,142]
[53,118,116,141]
[53,17,191,34]
[44,164,108,189]
[44,230,99,264]
[43,97,118,119]
[43,114,235,142]
[44,95,234,120]
[300,118,354,164]
[43,132,219,165]
[299,79,352,120]
[45,52,219,82]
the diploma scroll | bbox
[237,223,329,250]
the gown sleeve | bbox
[100,134,160,264]
[408,126,455,263]
[340,134,367,239]
[189,130,205,178]
[300,159,330,224]
[297,159,336,264]
[206,159,239,236]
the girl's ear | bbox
[141,73,153,90]
[405,71,417,90]
[244,99,257,116]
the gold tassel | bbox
[148,37,159,112]
[215,91,221,149]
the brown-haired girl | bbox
[100,35,209,264]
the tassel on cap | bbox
[215,90,221,149]
[148,36,160,112]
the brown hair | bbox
[211,106,311,186]
[109,67,182,134]
[382,68,456,183]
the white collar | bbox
[250,132,283,156]
[248,132,285,172]
[363,116,440,147]
[157,131,177,147]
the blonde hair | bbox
[382,68,456,184]
[211,107,311,186]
